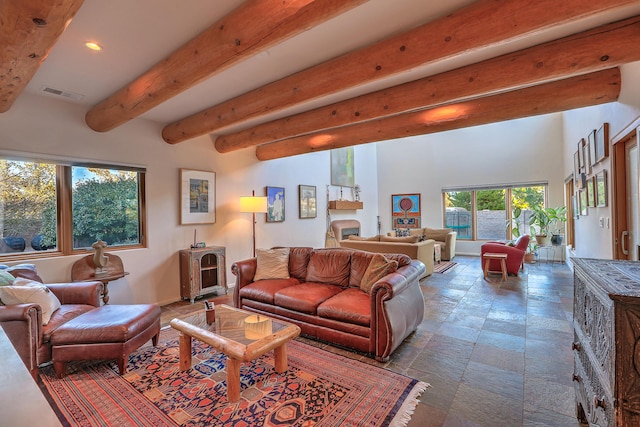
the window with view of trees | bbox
[0,158,145,257]
[443,184,546,241]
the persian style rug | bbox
[38,327,428,427]
[433,261,458,274]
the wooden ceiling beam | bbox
[255,68,621,160]
[163,0,637,144]
[0,0,84,113]
[84,0,368,132]
[216,16,640,152]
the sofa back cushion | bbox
[348,235,380,241]
[380,235,420,243]
[288,247,314,281]
[306,249,351,288]
[424,227,450,241]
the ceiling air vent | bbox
[40,86,85,101]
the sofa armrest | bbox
[231,258,257,307]
[369,262,425,361]
[442,231,457,260]
[47,281,103,306]
[0,304,41,375]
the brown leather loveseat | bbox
[232,247,425,362]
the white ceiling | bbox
[23,0,640,136]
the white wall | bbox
[375,114,566,254]
[0,93,376,305]
[562,61,640,259]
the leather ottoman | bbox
[51,304,161,378]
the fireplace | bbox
[330,220,361,241]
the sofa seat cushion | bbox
[238,278,300,304]
[317,288,370,326]
[42,304,98,343]
[274,282,344,314]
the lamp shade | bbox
[240,196,268,213]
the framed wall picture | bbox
[298,185,317,219]
[573,152,581,188]
[588,129,597,167]
[594,123,609,164]
[266,186,285,222]
[577,138,585,172]
[330,147,355,187]
[583,142,592,175]
[572,194,579,219]
[586,176,596,207]
[579,189,588,216]
[392,194,421,229]
[180,169,216,224]
[596,170,607,207]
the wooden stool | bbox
[484,253,507,281]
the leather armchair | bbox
[481,235,530,276]
[0,268,103,378]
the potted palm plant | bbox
[529,206,567,246]
[529,205,552,246]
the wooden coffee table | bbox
[170,304,301,402]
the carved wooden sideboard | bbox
[572,258,640,426]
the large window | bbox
[443,183,546,241]
[0,158,145,258]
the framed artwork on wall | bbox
[298,185,317,219]
[392,194,421,229]
[586,176,596,207]
[596,170,607,207]
[180,169,216,224]
[330,147,355,188]
[588,129,597,167]
[579,189,588,216]
[572,194,579,219]
[594,123,609,164]
[577,138,585,172]
[266,186,285,222]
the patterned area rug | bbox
[433,261,458,274]
[38,327,428,426]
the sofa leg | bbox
[152,332,159,346]
[117,357,127,375]
[53,361,67,378]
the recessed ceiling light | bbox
[85,42,102,51]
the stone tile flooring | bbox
[161,255,580,426]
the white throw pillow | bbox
[253,248,290,281]
[0,278,61,325]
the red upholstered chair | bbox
[481,235,530,276]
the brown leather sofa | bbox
[0,268,103,377]
[232,247,426,362]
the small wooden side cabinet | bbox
[179,246,226,303]
[572,258,640,426]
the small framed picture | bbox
[594,123,609,164]
[577,138,585,172]
[586,176,596,207]
[579,190,588,216]
[266,186,285,222]
[596,170,607,207]
[299,185,317,219]
[588,129,597,167]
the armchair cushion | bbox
[0,270,16,286]
[0,278,61,325]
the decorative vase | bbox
[551,234,564,246]
[535,234,550,246]
[524,253,535,263]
